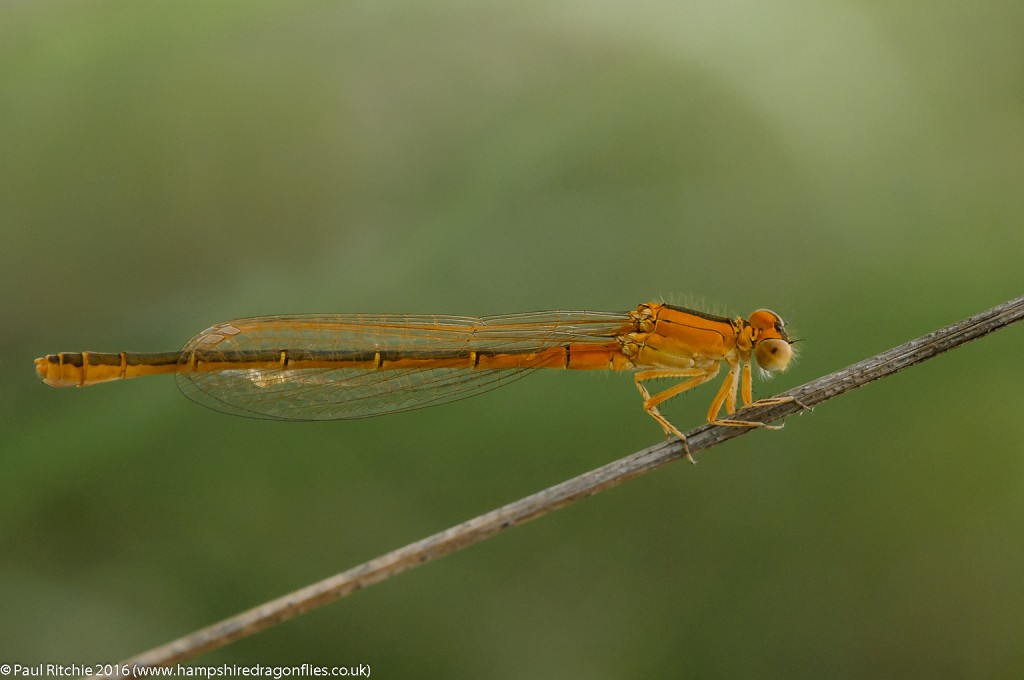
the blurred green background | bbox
[2,1,1022,677]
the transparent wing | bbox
[175,311,629,420]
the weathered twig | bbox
[104,295,1024,674]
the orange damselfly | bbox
[35,303,798,458]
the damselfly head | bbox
[749,309,794,373]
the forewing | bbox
[175,311,628,420]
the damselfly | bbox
[36,303,799,459]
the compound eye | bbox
[755,338,792,371]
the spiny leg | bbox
[746,395,813,411]
[713,361,808,430]
[741,361,753,407]
[738,362,812,422]
[716,396,812,430]
[706,359,740,423]
[634,367,717,463]
[712,417,786,429]
[707,359,784,430]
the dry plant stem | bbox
[106,295,1024,675]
